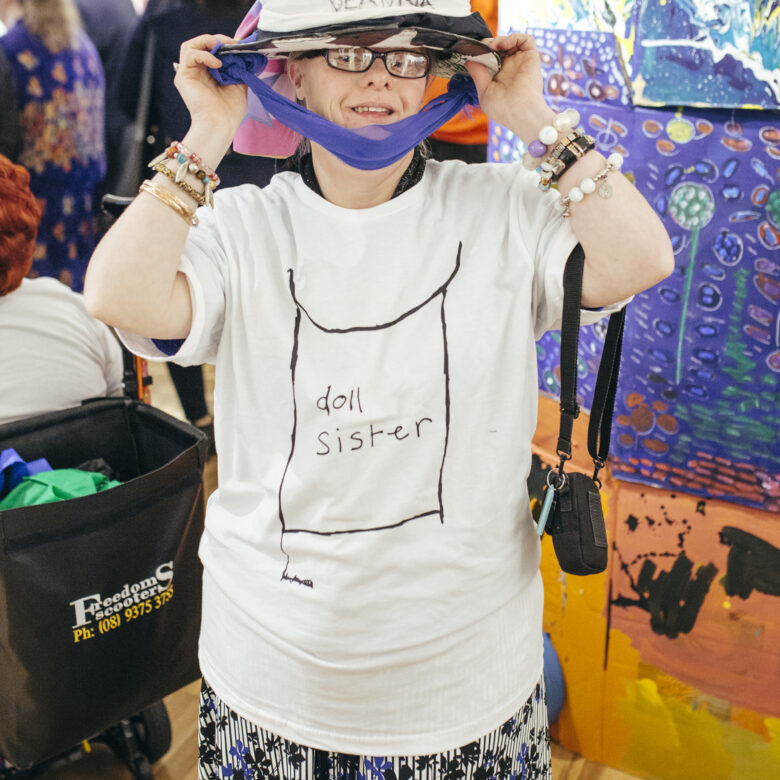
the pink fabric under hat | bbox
[220,0,499,159]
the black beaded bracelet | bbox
[548,133,596,180]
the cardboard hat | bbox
[222,0,501,79]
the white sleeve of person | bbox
[115,204,227,366]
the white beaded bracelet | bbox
[521,107,581,172]
[559,152,624,218]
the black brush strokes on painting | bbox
[719,526,780,600]
[613,551,718,638]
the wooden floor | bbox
[26,363,640,779]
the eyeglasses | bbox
[320,46,432,79]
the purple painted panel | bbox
[488,27,780,511]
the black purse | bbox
[536,244,627,575]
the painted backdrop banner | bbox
[608,104,780,512]
[499,0,780,110]
[489,26,780,511]
[632,0,780,110]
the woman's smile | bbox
[349,102,395,120]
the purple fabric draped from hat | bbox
[210,46,480,170]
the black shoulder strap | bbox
[557,244,626,480]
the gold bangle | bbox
[139,180,198,226]
[152,162,207,207]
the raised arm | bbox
[466,35,675,309]
[83,35,247,339]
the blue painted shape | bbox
[543,632,566,724]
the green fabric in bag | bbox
[0,469,121,510]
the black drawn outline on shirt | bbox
[278,243,462,586]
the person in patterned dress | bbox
[0,0,105,292]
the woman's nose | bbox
[360,56,391,87]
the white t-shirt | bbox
[0,277,124,425]
[120,160,619,755]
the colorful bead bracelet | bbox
[148,141,219,208]
[150,141,220,186]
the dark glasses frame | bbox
[315,46,433,79]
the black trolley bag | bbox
[0,398,209,768]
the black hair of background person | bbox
[74,0,138,195]
[118,0,278,190]
[0,47,20,161]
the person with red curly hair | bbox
[0,154,122,425]
[0,153,39,295]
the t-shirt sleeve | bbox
[115,205,227,366]
[510,167,630,338]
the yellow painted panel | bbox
[541,532,610,761]
[534,394,780,778]
[614,677,780,780]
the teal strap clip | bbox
[536,484,556,536]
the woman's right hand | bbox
[174,34,248,147]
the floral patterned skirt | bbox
[197,676,551,780]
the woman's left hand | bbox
[465,33,553,145]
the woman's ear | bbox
[286,59,306,101]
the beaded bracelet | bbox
[522,108,581,173]
[153,162,208,207]
[550,132,596,168]
[558,152,624,218]
[537,150,572,190]
[149,141,220,187]
[139,180,198,226]
[148,140,220,210]
[538,133,597,190]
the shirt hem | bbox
[199,649,544,757]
